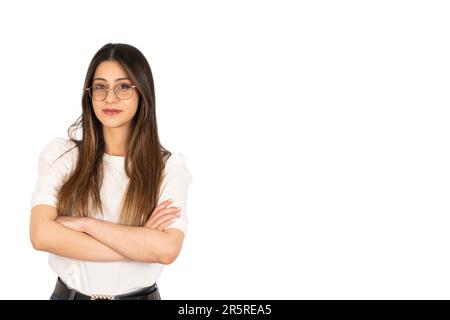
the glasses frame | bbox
[86,82,137,101]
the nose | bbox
[105,87,119,103]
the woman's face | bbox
[91,60,139,130]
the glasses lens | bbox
[116,82,133,100]
[92,84,107,101]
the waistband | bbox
[52,277,160,300]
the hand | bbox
[144,199,181,231]
[55,216,89,233]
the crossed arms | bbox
[29,200,184,264]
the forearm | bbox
[33,220,129,262]
[83,218,174,264]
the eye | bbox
[93,84,106,90]
[119,83,132,90]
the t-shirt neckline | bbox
[103,152,125,161]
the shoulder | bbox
[41,137,76,152]
[165,152,188,167]
[163,152,193,182]
[39,137,78,169]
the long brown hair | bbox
[55,43,171,226]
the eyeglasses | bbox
[86,82,137,101]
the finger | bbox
[147,207,180,225]
[146,209,180,228]
[149,200,174,220]
[151,211,180,227]
[147,199,172,222]
[156,199,173,211]
[156,218,176,231]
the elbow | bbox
[160,254,176,265]
[158,229,185,264]
[30,233,44,251]
[138,246,178,264]
[159,246,181,265]
[29,207,57,252]
[30,228,46,251]
[140,252,175,265]
[141,229,184,264]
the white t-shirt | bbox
[30,137,193,296]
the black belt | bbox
[52,277,160,300]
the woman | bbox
[29,43,193,300]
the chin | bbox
[102,120,131,129]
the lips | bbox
[103,109,122,116]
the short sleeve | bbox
[30,137,75,210]
[158,152,193,236]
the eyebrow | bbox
[93,77,130,82]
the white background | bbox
[0,0,449,299]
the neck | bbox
[103,125,129,156]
